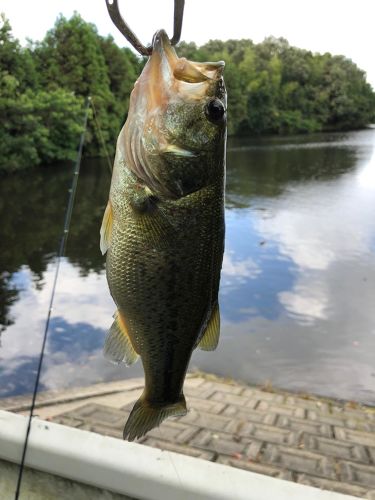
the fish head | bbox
[123,29,226,198]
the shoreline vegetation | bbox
[1,12,374,173]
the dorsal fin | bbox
[100,201,113,255]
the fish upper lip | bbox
[152,29,171,52]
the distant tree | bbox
[1,13,374,172]
[99,36,140,109]
[176,41,209,62]
[192,35,375,135]
[321,55,375,129]
[98,34,142,134]
[0,14,38,91]
[0,15,85,171]
[33,14,110,97]
[0,82,85,171]
[32,13,116,157]
[32,14,142,158]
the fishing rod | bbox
[91,97,113,174]
[14,96,91,500]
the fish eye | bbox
[205,99,225,123]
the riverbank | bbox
[2,373,374,499]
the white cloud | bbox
[222,251,260,279]
[255,170,375,271]
[0,260,114,376]
[278,279,329,325]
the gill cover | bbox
[120,29,225,198]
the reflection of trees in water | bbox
[65,159,110,275]
[0,273,18,333]
[0,159,110,331]
[0,164,70,332]
[226,140,358,208]
[0,138,367,331]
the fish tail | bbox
[123,393,187,441]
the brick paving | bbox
[2,374,375,499]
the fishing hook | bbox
[105,0,185,56]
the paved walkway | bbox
[2,374,375,499]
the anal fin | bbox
[197,303,220,351]
[104,310,139,366]
[100,201,113,255]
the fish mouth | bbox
[147,29,225,104]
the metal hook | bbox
[105,0,185,56]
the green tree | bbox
[0,83,85,171]
[0,14,38,91]
[33,13,142,158]
[99,36,140,110]
[1,13,375,173]
[0,16,85,172]
[321,55,375,129]
[33,13,115,157]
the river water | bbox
[1,129,374,404]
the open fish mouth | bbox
[144,29,225,111]
[153,29,224,80]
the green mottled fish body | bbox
[101,30,226,441]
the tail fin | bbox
[123,394,187,441]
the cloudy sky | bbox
[2,0,375,88]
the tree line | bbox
[1,13,374,172]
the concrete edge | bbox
[0,374,205,412]
[0,410,359,500]
[0,378,145,412]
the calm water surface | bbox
[1,129,375,403]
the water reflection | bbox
[1,130,375,403]
[0,260,142,396]
[225,132,363,207]
[67,161,110,274]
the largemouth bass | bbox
[100,29,226,441]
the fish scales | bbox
[101,29,226,440]
[109,180,223,394]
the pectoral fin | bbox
[129,186,176,244]
[161,144,197,157]
[100,201,113,255]
[197,303,220,351]
[104,310,139,365]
